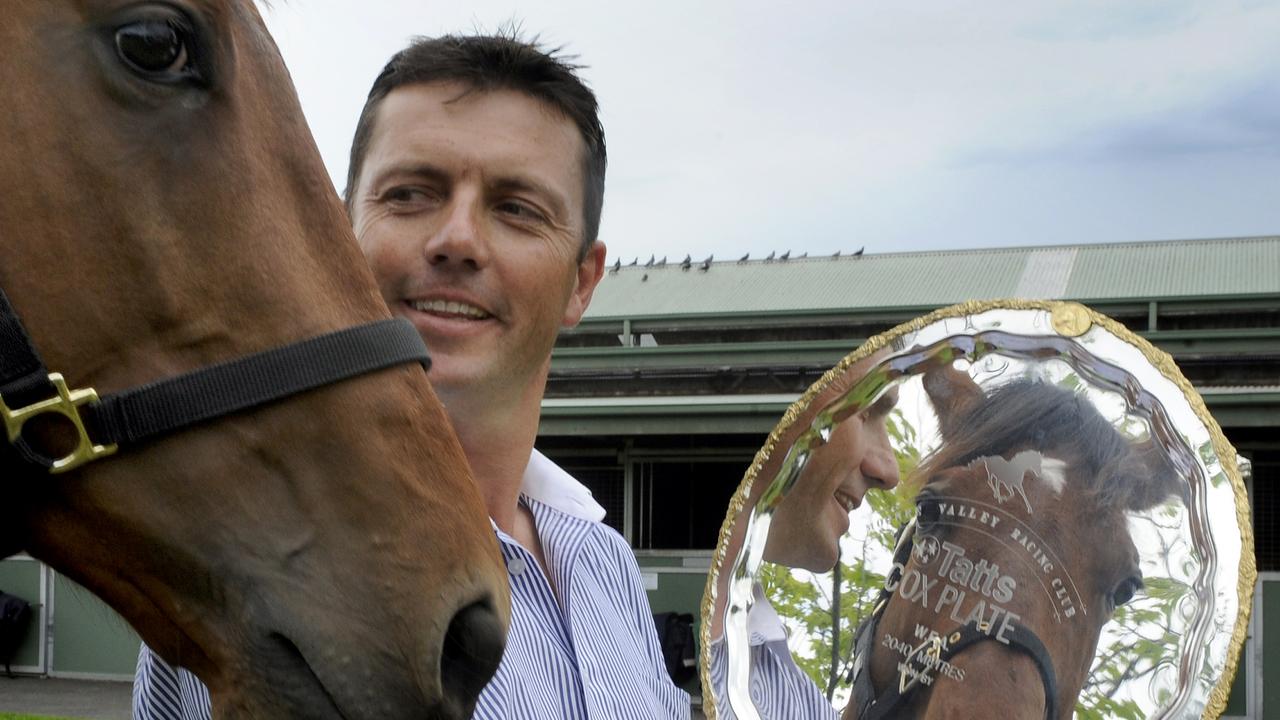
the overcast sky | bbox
[262,1,1280,264]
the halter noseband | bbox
[1,286,429,474]
[848,517,1061,720]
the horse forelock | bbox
[919,378,1149,509]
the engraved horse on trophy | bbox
[971,450,1068,515]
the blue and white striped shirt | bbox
[707,586,837,720]
[134,452,690,719]
[475,496,690,718]
[133,646,211,720]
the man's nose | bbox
[864,427,900,490]
[424,194,490,269]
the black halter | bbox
[1,285,429,474]
[848,517,1061,720]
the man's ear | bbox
[562,240,607,328]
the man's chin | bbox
[421,361,480,399]
[421,358,517,411]
[791,545,840,574]
[421,347,551,421]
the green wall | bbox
[50,573,140,677]
[0,557,141,679]
[640,560,708,695]
[1264,579,1280,718]
[0,558,42,671]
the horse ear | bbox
[922,364,984,442]
[1119,443,1187,511]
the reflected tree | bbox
[1076,504,1192,719]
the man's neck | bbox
[438,377,546,534]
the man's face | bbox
[350,82,604,405]
[763,354,901,573]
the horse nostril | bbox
[440,600,505,715]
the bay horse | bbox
[1,3,508,718]
[845,363,1180,719]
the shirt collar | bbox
[518,449,607,523]
[748,582,788,643]
[709,582,789,647]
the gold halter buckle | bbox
[1,373,118,474]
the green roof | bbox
[585,236,1280,319]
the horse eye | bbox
[115,18,191,77]
[1112,577,1142,607]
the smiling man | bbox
[704,350,901,720]
[135,34,691,719]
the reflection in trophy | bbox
[705,349,902,719]
[702,301,1253,720]
[762,352,902,575]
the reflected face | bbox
[350,82,601,404]
[764,363,901,573]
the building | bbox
[4,235,1277,714]
[538,235,1278,713]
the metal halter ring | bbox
[0,373,118,474]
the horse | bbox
[845,363,1180,719]
[1,3,508,718]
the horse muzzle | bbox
[212,597,506,720]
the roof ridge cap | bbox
[603,234,1280,270]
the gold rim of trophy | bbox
[698,298,1257,720]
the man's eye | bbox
[496,201,544,222]
[384,187,431,204]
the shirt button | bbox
[508,557,528,576]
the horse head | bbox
[1,3,508,717]
[856,364,1180,719]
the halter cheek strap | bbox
[0,285,430,474]
[850,612,1059,720]
[848,517,1060,720]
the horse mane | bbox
[920,377,1178,512]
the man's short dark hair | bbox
[344,33,607,256]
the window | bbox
[553,457,626,537]
[632,460,745,550]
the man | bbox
[705,350,901,719]
[135,33,690,719]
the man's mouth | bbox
[834,488,861,513]
[409,299,492,320]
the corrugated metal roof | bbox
[585,236,1280,319]
[1065,237,1280,297]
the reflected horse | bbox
[847,365,1178,719]
[1,3,507,718]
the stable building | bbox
[537,235,1279,714]
[3,235,1277,714]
